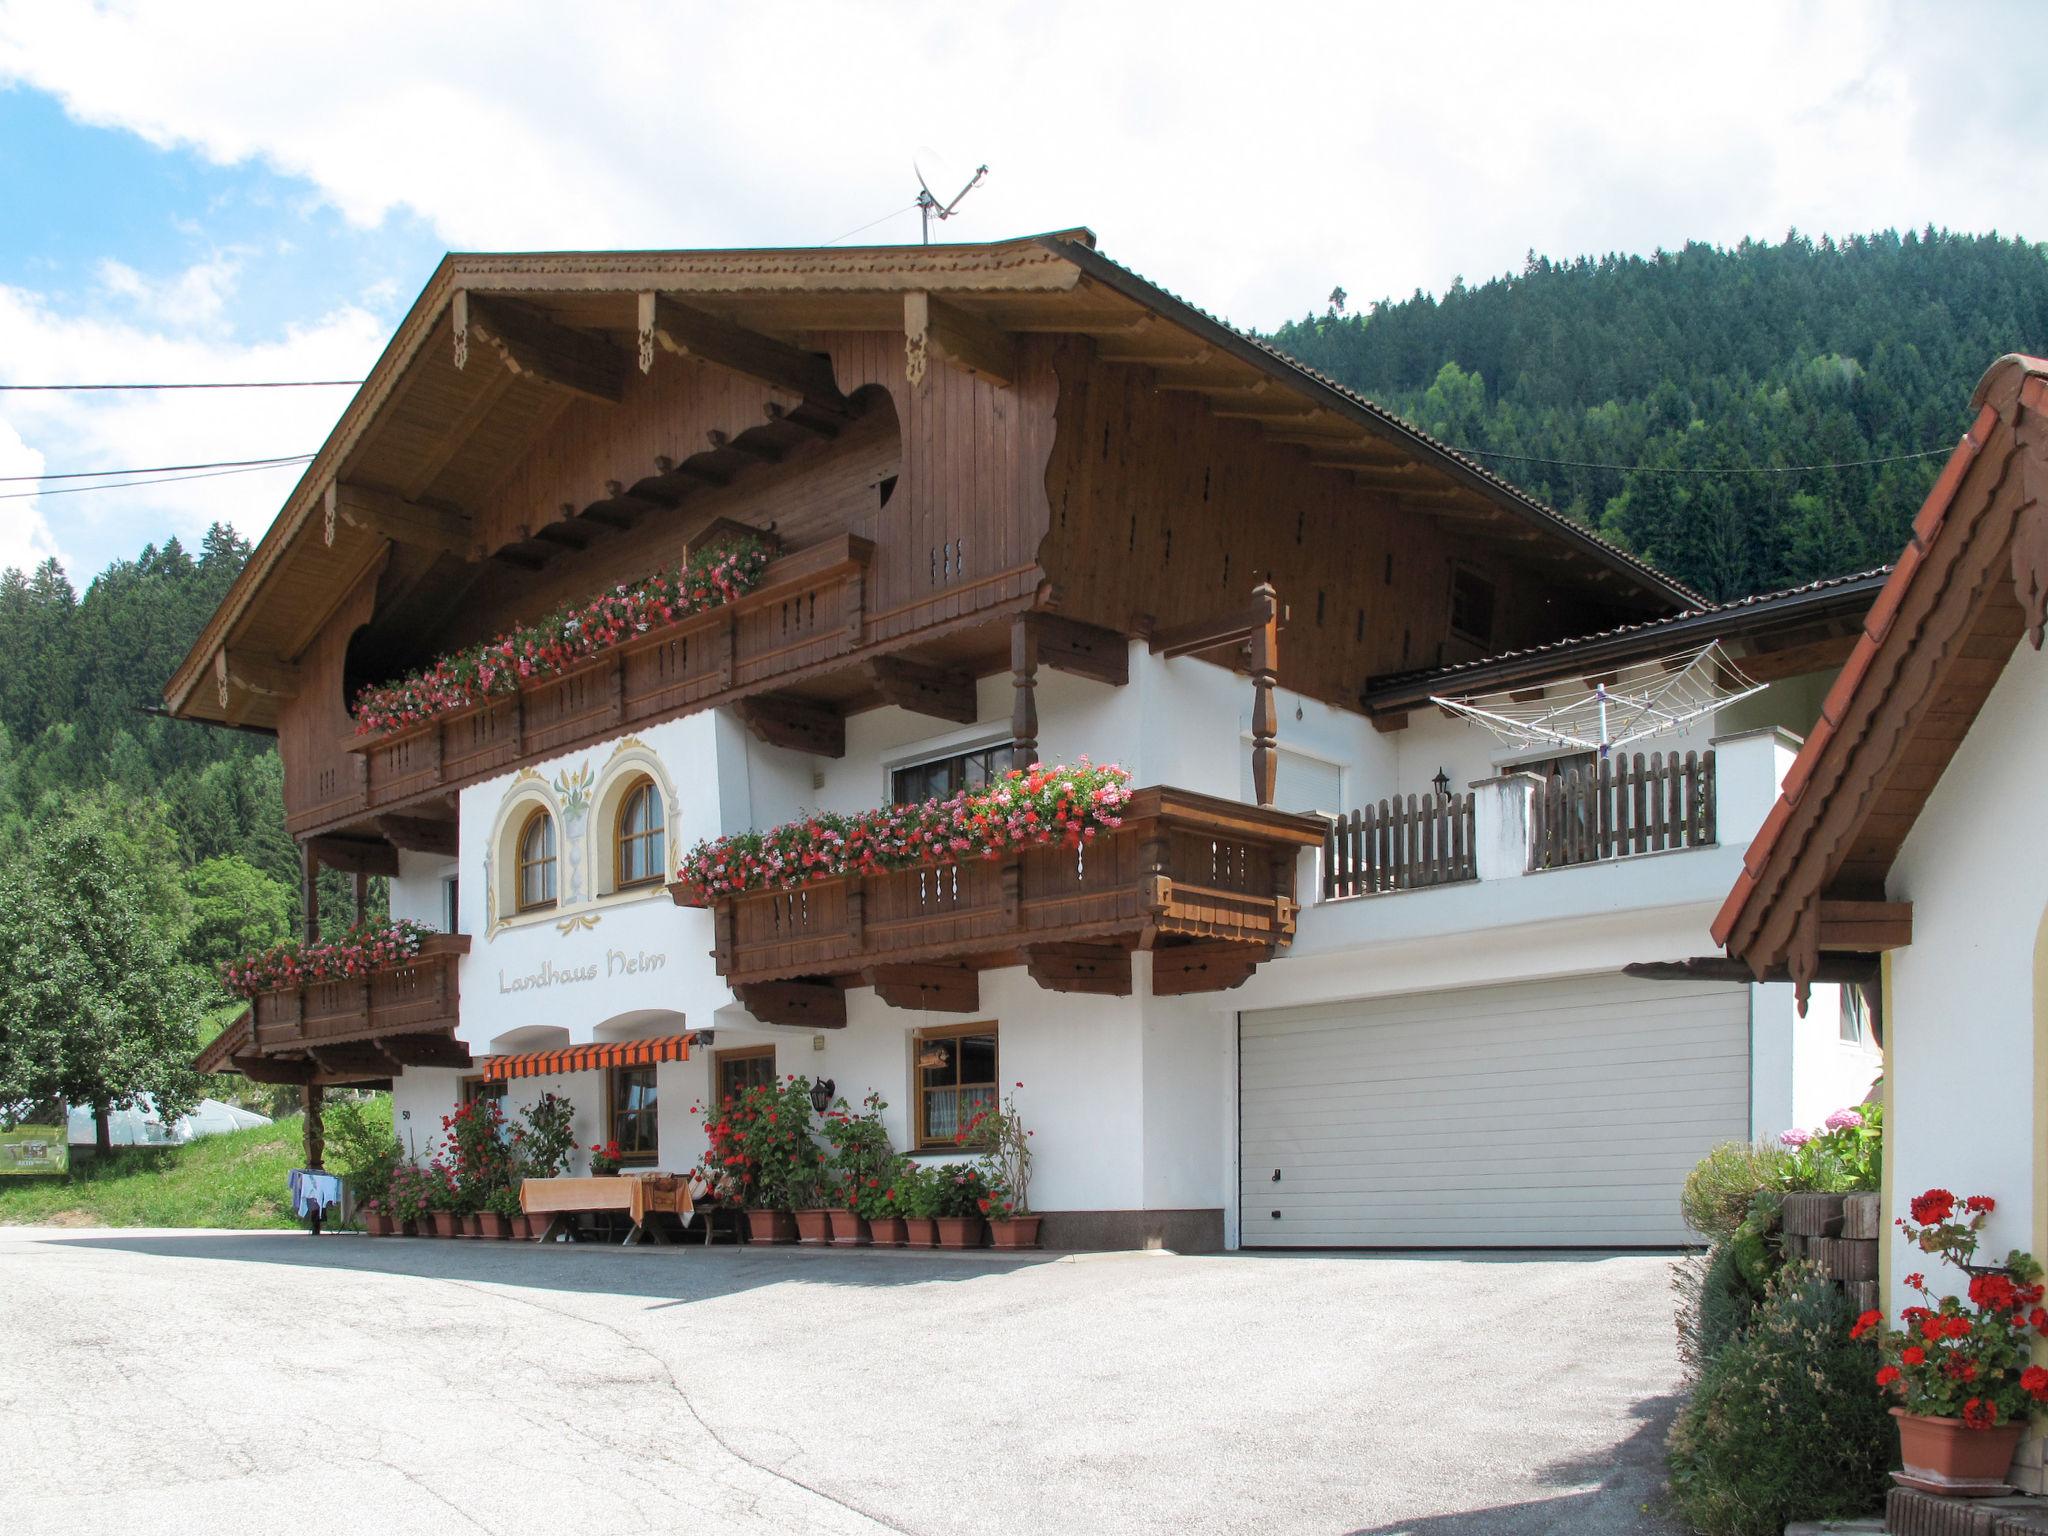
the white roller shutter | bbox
[1239,973,1750,1247]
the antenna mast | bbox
[917,162,989,244]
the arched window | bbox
[614,776,665,889]
[516,807,557,911]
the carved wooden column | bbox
[1249,582,1280,807]
[1011,615,1039,772]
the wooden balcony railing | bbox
[292,535,882,835]
[1322,791,1478,899]
[244,934,471,1057]
[674,789,1327,1015]
[1531,749,1716,870]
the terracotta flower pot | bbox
[1891,1408,2026,1494]
[477,1212,512,1240]
[745,1208,797,1244]
[935,1215,984,1249]
[794,1208,833,1245]
[828,1210,870,1247]
[987,1215,1042,1249]
[363,1212,395,1237]
[870,1215,908,1247]
[903,1217,938,1248]
[463,1213,485,1239]
[517,1212,545,1241]
[429,1211,460,1238]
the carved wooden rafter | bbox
[214,648,299,714]
[637,291,844,407]
[453,291,625,404]
[904,292,1015,389]
[376,814,459,858]
[325,481,473,556]
[1030,612,1129,686]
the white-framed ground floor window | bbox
[913,1022,998,1149]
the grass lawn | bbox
[0,1115,305,1229]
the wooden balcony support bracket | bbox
[1817,900,1913,953]
[381,1032,475,1070]
[1147,587,1285,660]
[452,291,625,404]
[866,964,980,1014]
[735,980,848,1029]
[1151,941,1272,997]
[324,481,473,556]
[376,814,458,859]
[1024,943,1132,997]
[214,647,300,718]
[904,292,1015,389]
[1029,612,1129,687]
[867,654,977,724]
[304,1042,397,1081]
[637,291,846,408]
[1011,615,1039,771]
[305,835,401,878]
[735,693,846,759]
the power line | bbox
[0,379,362,391]
[0,453,314,483]
[1455,444,1952,475]
[0,459,311,502]
[822,202,919,246]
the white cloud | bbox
[0,271,389,574]
[96,250,243,328]
[0,419,62,574]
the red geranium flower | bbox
[1962,1398,1999,1430]
[1901,1346,1926,1366]
[1849,1309,1882,1340]
[2022,1366,2048,1401]
[1876,1365,1901,1388]
[1911,1189,1957,1225]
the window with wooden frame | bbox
[460,1075,506,1107]
[1449,565,1499,648]
[891,743,1009,807]
[608,1064,659,1163]
[912,1023,998,1150]
[515,807,557,912]
[715,1045,776,1108]
[613,775,665,890]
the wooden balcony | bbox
[296,533,912,836]
[673,789,1327,1022]
[199,935,474,1086]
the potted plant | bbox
[822,1092,894,1247]
[934,1163,988,1249]
[478,1186,520,1239]
[360,1198,396,1237]
[791,1165,834,1245]
[1865,1188,2048,1493]
[899,1163,939,1248]
[712,1076,826,1243]
[589,1140,624,1176]
[868,1157,911,1247]
[387,1164,434,1236]
[426,1166,462,1237]
[966,1085,1040,1248]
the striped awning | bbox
[480,1033,696,1082]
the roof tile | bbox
[1861,542,1922,648]
[1818,631,1879,730]
[1711,870,1758,948]
[1778,716,1833,809]
[1744,796,1796,878]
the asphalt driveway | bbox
[0,1228,1684,1535]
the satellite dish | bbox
[912,150,989,244]
[1430,641,1767,759]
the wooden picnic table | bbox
[519,1174,694,1245]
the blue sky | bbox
[0,1,2042,583]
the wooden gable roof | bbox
[165,229,1698,730]
[1712,354,2048,997]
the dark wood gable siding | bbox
[1036,341,1605,708]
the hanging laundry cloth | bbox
[288,1169,343,1219]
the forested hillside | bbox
[1268,229,2048,599]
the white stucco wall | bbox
[1885,638,2048,1308]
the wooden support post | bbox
[1011,616,1039,772]
[353,870,369,926]
[1250,582,1279,807]
[303,1082,326,1236]
[301,843,321,944]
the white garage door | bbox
[1239,973,1750,1247]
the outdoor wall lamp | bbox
[1432,767,1452,799]
[810,1077,836,1115]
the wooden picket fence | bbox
[1322,791,1477,899]
[1531,749,1716,870]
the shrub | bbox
[1667,1265,1894,1536]
[1681,1139,1790,1241]
[513,1091,576,1179]
[820,1092,895,1214]
[325,1095,402,1208]
[1675,1241,1768,1382]
[1779,1102,1883,1192]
